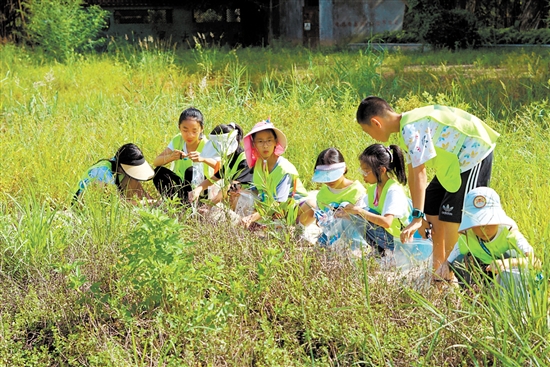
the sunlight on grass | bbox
[1,43,549,365]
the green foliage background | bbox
[22,0,108,60]
[1,42,550,365]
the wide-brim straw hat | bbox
[243,120,287,168]
[120,159,155,181]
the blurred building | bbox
[86,0,406,46]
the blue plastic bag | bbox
[315,202,368,251]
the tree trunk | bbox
[519,0,545,30]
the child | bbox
[188,122,253,208]
[239,120,309,228]
[356,96,499,273]
[153,107,218,203]
[302,147,366,247]
[340,144,411,256]
[74,143,155,204]
[441,187,535,286]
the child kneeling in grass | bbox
[299,147,367,248]
[239,120,309,228]
[188,122,253,209]
[73,143,155,205]
[440,187,537,287]
[339,144,413,257]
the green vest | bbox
[252,156,308,223]
[316,180,366,211]
[170,135,210,180]
[399,105,499,193]
[367,179,411,237]
[458,227,524,265]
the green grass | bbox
[1,42,549,365]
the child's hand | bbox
[487,259,506,274]
[173,150,187,160]
[335,205,354,218]
[434,262,453,281]
[241,215,253,228]
[187,151,202,162]
[188,186,203,202]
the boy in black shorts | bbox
[356,96,499,278]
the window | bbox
[114,9,173,24]
[193,8,240,23]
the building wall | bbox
[278,0,304,44]
[102,7,194,44]
[319,0,333,45]
[279,0,405,45]
[332,0,405,42]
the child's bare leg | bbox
[430,216,460,278]
[443,221,459,262]
[428,215,446,272]
[298,197,317,226]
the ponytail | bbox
[388,144,406,185]
[359,144,407,185]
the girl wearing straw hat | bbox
[240,120,308,228]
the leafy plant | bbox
[23,0,108,60]
[117,209,195,313]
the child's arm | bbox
[189,177,217,202]
[487,253,535,273]
[340,205,394,228]
[186,151,220,172]
[242,212,262,228]
[400,163,427,242]
[153,147,186,167]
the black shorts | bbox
[424,151,493,223]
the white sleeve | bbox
[381,185,409,219]
[354,193,367,209]
[401,119,438,167]
[512,230,533,255]
[167,140,175,151]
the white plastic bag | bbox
[235,189,256,217]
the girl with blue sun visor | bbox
[300,148,367,247]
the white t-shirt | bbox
[364,184,410,221]
[401,118,493,172]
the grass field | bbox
[1,42,550,366]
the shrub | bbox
[369,30,420,43]
[479,27,550,44]
[421,9,481,49]
[23,0,108,61]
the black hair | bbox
[74,143,145,202]
[114,143,145,166]
[359,144,406,185]
[112,143,146,192]
[314,147,348,175]
[179,107,204,129]
[251,128,277,141]
[210,122,244,144]
[356,96,394,125]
